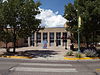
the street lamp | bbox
[64,0,81,51]
[76,0,81,52]
[78,16,81,52]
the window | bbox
[36,32,41,43]
[30,33,34,46]
[56,32,61,39]
[43,32,47,40]
[56,32,61,46]
[50,32,54,43]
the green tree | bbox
[64,0,100,47]
[0,30,13,52]
[0,0,41,53]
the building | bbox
[0,27,71,48]
[27,27,68,47]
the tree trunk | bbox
[5,42,9,53]
[13,28,16,53]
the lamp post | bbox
[78,16,81,52]
[76,0,81,52]
[64,0,81,51]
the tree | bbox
[0,1,13,52]
[0,30,13,52]
[64,0,100,47]
[0,0,41,53]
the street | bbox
[0,58,100,75]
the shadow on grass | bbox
[1,50,58,58]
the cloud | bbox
[36,8,67,28]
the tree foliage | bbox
[64,0,100,46]
[0,0,41,53]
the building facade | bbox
[0,27,71,48]
[27,27,69,47]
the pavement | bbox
[0,47,100,75]
[0,59,100,75]
[0,46,100,60]
[0,46,67,60]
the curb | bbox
[64,57,100,60]
[0,56,32,59]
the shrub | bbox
[75,52,82,58]
[66,50,73,56]
[83,49,98,57]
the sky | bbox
[35,0,74,28]
[36,0,74,15]
[36,8,67,28]
[3,0,74,28]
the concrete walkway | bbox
[0,46,67,60]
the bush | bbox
[66,50,73,56]
[83,49,98,57]
[75,52,82,58]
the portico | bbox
[27,27,69,47]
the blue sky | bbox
[35,0,74,28]
[35,0,74,15]
[3,0,74,27]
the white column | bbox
[28,37,30,47]
[67,39,71,50]
[47,32,50,47]
[67,31,71,50]
[34,32,37,47]
[61,32,63,46]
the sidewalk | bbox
[0,46,67,60]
